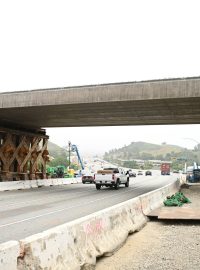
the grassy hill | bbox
[47,141,80,170]
[48,141,67,158]
[104,141,198,164]
[138,142,183,156]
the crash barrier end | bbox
[0,241,20,270]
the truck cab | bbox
[94,167,129,190]
[161,163,170,175]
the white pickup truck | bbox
[94,167,129,190]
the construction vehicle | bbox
[47,166,76,178]
[71,144,85,170]
[56,166,65,178]
[186,162,200,182]
[47,143,84,178]
[64,168,75,178]
[47,165,65,178]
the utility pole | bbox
[68,141,71,169]
[183,137,200,170]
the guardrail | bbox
[0,179,180,270]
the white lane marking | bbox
[0,177,176,228]
[0,176,175,209]
[0,188,97,209]
[0,182,136,209]
[0,180,139,209]
[0,184,145,228]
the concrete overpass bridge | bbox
[1,76,200,180]
[1,76,200,131]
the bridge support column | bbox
[0,127,49,181]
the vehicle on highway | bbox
[128,171,136,177]
[94,167,129,190]
[137,170,143,175]
[82,173,95,184]
[145,170,152,176]
[173,170,179,173]
[161,163,170,175]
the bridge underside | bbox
[1,97,200,131]
[0,127,49,181]
[1,77,200,181]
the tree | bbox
[194,143,200,152]
[144,162,153,170]
[140,152,153,160]
[49,156,69,167]
[123,160,139,169]
[155,154,164,161]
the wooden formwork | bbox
[0,127,49,181]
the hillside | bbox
[48,141,67,158]
[104,141,199,163]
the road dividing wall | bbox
[0,179,180,269]
[140,180,180,215]
[179,174,186,185]
[17,197,146,270]
[0,241,20,270]
[17,179,180,270]
[0,177,82,192]
[0,181,25,191]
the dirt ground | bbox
[96,186,200,270]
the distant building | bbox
[117,158,172,166]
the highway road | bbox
[0,172,178,244]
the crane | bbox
[71,144,85,170]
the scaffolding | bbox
[0,127,49,181]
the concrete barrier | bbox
[57,178,63,185]
[180,174,187,185]
[18,197,146,270]
[23,181,31,189]
[0,177,81,192]
[17,180,180,270]
[29,180,38,188]
[76,177,82,183]
[0,241,20,270]
[36,179,45,187]
[0,179,180,269]
[62,178,73,185]
[0,181,25,191]
[37,179,53,187]
[140,179,180,215]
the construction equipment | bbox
[56,165,65,178]
[47,165,65,178]
[64,168,75,178]
[47,143,84,178]
[47,167,56,178]
[71,144,84,170]
[186,162,200,183]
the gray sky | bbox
[46,125,200,156]
[1,1,200,155]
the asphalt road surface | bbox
[0,172,178,243]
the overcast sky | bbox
[1,1,200,155]
[46,125,200,156]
